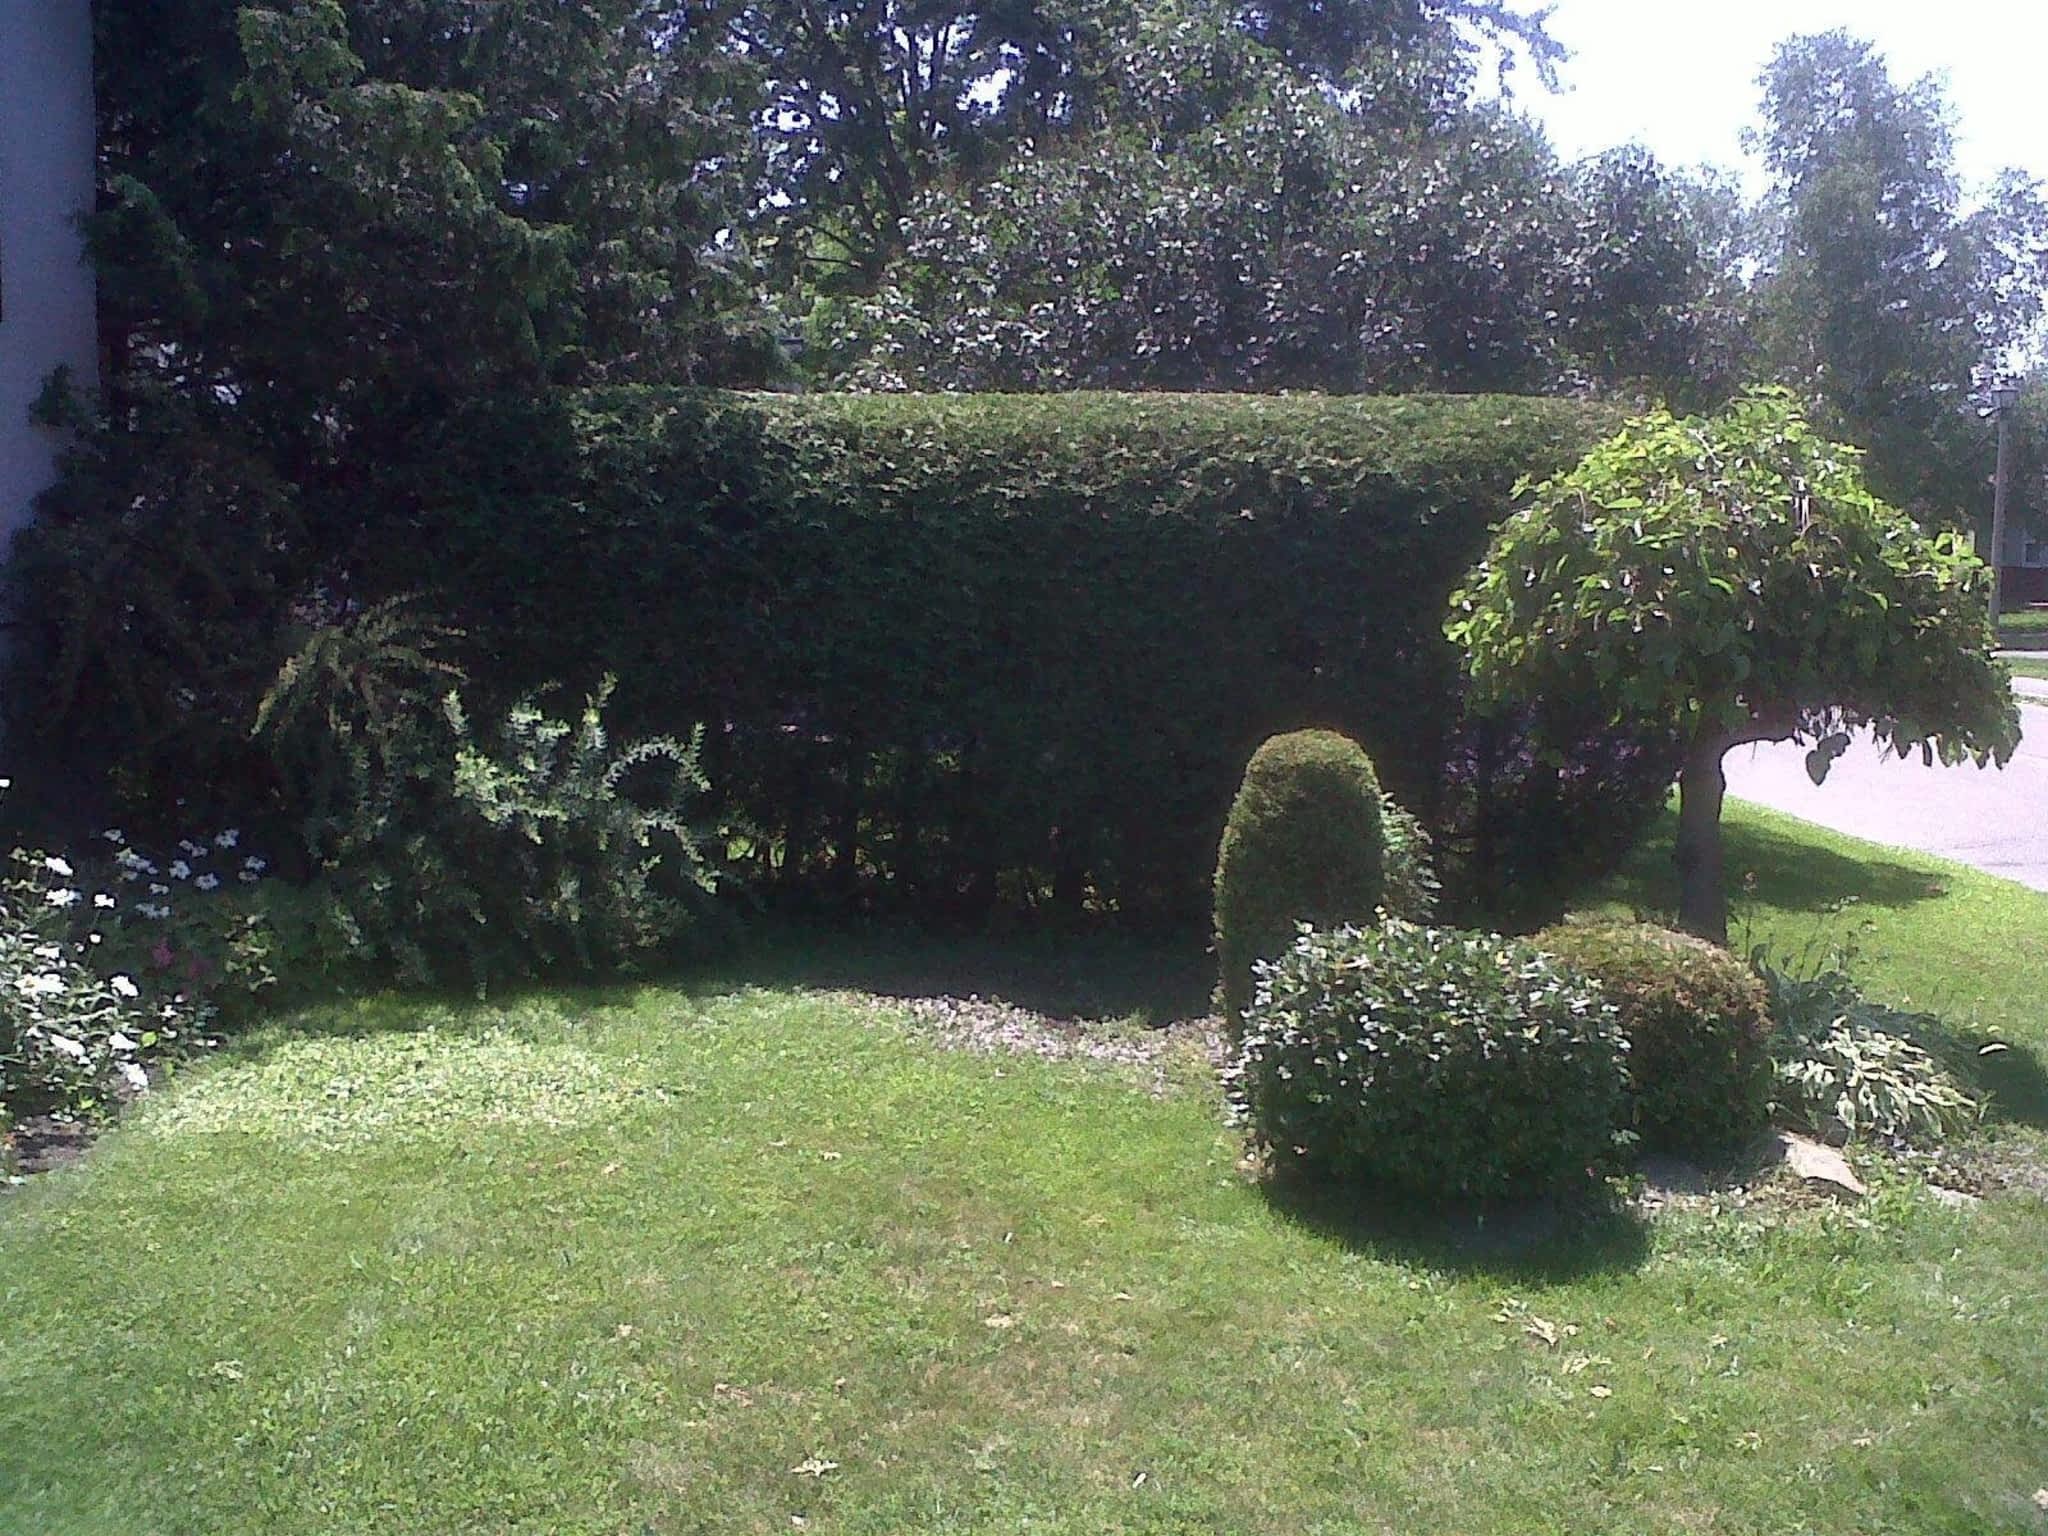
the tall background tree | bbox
[1748,30,2048,524]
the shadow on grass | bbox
[228,921,1217,1056]
[1260,1172,1651,1283]
[1948,1030,2048,1131]
[714,922,1217,1025]
[1603,811,1953,922]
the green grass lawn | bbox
[2000,608,2048,634]
[4,809,2047,1534]
[2008,655,2048,680]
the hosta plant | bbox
[1753,948,1980,1144]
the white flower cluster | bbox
[4,817,264,1120]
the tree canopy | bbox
[1448,389,2019,942]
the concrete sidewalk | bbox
[1725,691,2048,891]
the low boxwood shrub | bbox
[1231,920,1629,1202]
[1213,731,1387,1032]
[1534,920,1771,1157]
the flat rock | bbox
[1926,1184,1980,1210]
[1775,1132,1866,1199]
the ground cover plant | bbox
[4,805,2048,1534]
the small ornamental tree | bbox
[1448,389,2018,943]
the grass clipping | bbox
[144,1029,647,1147]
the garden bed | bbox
[3,805,2045,1534]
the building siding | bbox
[0,0,98,553]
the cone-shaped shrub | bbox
[1214,730,1386,1031]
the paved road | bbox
[1725,682,2048,892]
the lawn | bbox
[2008,655,2048,680]
[3,808,2046,1535]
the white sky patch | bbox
[1518,0,2048,197]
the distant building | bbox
[0,0,98,553]
[1997,521,2048,609]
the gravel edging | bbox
[848,990,1226,1088]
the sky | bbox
[1510,0,2048,198]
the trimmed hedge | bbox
[1214,731,1387,1032]
[1535,920,1773,1157]
[388,389,1628,922]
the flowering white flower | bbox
[33,942,60,961]
[86,933,101,945]
[120,868,141,882]
[169,860,191,880]
[43,856,73,878]
[103,829,126,845]
[179,840,206,859]
[214,830,240,849]
[243,856,267,874]
[15,972,63,997]
[148,882,170,895]
[0,778,12,789]
[237,871,259,884]
[46,887,81,909]
[195,873,221,892]
[110,1030,137,1051]
[138,903,170,920]
[93,892,115,909]
[111,975,140,1000]
[46,1034,87,1061]
[118,1062,149,1094]
[115,847,146,869]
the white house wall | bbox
[0,0,98,551]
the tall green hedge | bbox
[390,390,1620,922]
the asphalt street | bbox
[1725,677,2048,891]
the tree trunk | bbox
[1675,731,1731,945]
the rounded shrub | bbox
[1533,919,1771,1157]
[1231,920,1629,1202]
[1213,730,1387,1031]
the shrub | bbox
[1752,949,1979,1144]
[258,611,721,992]
[1378,794,1440,923]
[1231,920,1629,1202]
[1533,920,1771,1157]
[1214,731,1387,1031]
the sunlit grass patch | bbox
[141,1027,656,1147]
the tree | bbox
[1749,32,2048,522]
[1447,389,2018,943]
[1553,148,1754,410]
[9,0,773,823]
[815,11,1577,392]
[740,0,1563,291]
